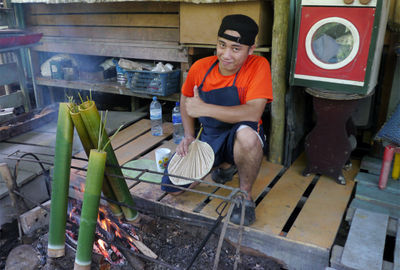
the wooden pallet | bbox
[2,115,361,269]
[331,156,400,270]
[348,172,400,219]
[331,208,399,270]
[90,118,359,270]
[347,156,400,222]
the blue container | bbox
[126,69,180,96]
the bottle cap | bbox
[176,102,180,106]
[153,96,157,101]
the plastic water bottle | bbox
[150,96,163,136]
[172,102,184,144]
[148,75,162,94]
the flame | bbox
[80,182,85,192]
[66,199,139,265]
[97,239,109,259]
[99,218,110,232]
[115,228,122,238]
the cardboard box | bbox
[180,1,273,46]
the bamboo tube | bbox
[74,149,107,270]
[70,110,123,217]
[78,100,138,221]
[48,103,74,258]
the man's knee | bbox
[235,127,262,150]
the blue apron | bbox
[197,60,263,166]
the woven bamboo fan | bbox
[169,127,214,186]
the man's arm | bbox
[175,94,196,156]
[185,86,267,123]
[180,94,196,137]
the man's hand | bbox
[185,86,206,118]
[176,135,196,157]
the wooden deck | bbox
[329,157,400,270]
[0,112,361,270]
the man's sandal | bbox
[230,198,256,226]
[211,165,238,184]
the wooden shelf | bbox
[33,37,188,63]
[184,43,271,53]
[36,77,180,102]
[0,42,40,53]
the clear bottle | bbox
[148,75,162,94]
[172,102,184,144]
[150,96,163,136]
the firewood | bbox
[131,238,157,259]
[0,162,28,215]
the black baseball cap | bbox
[218,14,259,46]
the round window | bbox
[305,17,360,70]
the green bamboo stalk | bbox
[48,103,74,258]
[69,110,123,217]
[74,149,107,270]
[78,100,138,221]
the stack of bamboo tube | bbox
[47,101,139,270]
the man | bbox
[161,14,273,226]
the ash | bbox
[1,216,284,270]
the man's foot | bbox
[168,180,200,196]
[230,199,256,226]
[211,165,238,184]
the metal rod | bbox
[12,189,180,270]
[186,214,224,270]
[26,47,41,108]
[212,199,237,270]
[7,151,250,270]
[6,154,243,202]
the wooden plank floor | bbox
[0,115,361,269]
[286,161,358,249]
[334,156,400,270]
[104,119,360,269]
[341,208,388,270]
[332,208,399,270]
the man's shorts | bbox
[161,121,266,193]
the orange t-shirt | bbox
[182,55,273,104]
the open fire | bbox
[66,198,139,266]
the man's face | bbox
[216,30,255,76]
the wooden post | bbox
[269,0,290,164]
[390,0,400,28]
[0,52,14,95]
[130,97,140,112]
[0,163,28,215]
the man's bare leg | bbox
[233,127,264,200]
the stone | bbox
[5,244,40,270]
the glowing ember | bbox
[66,199,139,265]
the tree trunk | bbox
[269,0,290,164]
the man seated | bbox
[161,14,273,226]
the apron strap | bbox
[232,68,240,86]
[198,60,218,90]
